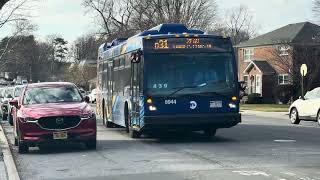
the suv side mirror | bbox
[84,96,90,103]
[299,96,305,100]
[9,99,19,108]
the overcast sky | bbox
[0,0,315,43]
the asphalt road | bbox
[2,108,320,180]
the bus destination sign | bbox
[153,38,214,50]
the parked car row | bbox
[1,82,97,154]
[0,85,22,125]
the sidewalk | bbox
[0,122,20,180]
[0,127,8,180]
[241,110,289,120]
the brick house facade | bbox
[237,22,320,103]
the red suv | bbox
[10,82,97,153]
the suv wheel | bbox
[2,114,7,121]
[18,140,29,154]
[317,111,320,126]
[8,114,13,126]
[86,139,97,150]
[14,137,18,146]
[290,108,300,124]
[204,129,217,137]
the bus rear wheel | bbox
[204,129,217,137]
[129,128,141,139]
[103,102,113,128]
[124,104,129,133]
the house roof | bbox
[243,60,276,75]
[237,22,320,48]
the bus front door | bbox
[130,61,141,128]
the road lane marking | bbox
[274,140,296,142]
[281,172,296,176]
[233,171,270,177]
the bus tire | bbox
[102,101,112,128]
[102,101,106,126]
[204,129,217,137]
[129,128,141,139]
[105,119,114,128]
[124,104,129,133]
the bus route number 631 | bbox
[165,99,177,105]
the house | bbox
[237,22,320,103]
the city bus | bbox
[96,24,241,138]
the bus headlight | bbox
[229,103,237,109]
[149,105,157,111]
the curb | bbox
[0,124,20,180]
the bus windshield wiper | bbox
[190,91,230,99]
[159,83,207,100]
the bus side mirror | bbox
[131,50,142,63]
[239,81,247,99]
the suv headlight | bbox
[19,117,37,123]
[81,112,96,120]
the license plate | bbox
[53,131,68,140]
[210,101,222,108]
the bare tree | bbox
[130,0,218,31]
[0,20,36,67]
[0,0,36,63]
[0,0,33,29]
[268,43,320,99]
[83,0,219,40]
[66,34,101,89]
[224,5,257,45]
[0,0,10,10]
[83,0,135,40]
[72,34,102,62]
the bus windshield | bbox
[145,53,237,96]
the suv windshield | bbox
[23,86,82,105]
[145,53,236,96]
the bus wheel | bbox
[105,119,114,128]
[124,105,129,133]
[204,129,217,137]
[102,101,113,128]
[129,128,141,139]
[102,101,106,126]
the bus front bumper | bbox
[143,113,241,130]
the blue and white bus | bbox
[96,24,241,138]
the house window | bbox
[278,46,290,56]
[243,75,249,83]
[278,74,289,84]
[256,76,260,86]
[244,49,254,62]
[243,75,249,87]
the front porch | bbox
[242,60,276,102]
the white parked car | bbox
[88,89,98,103]
[289,87,320,125]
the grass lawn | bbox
[240,104,290,112]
